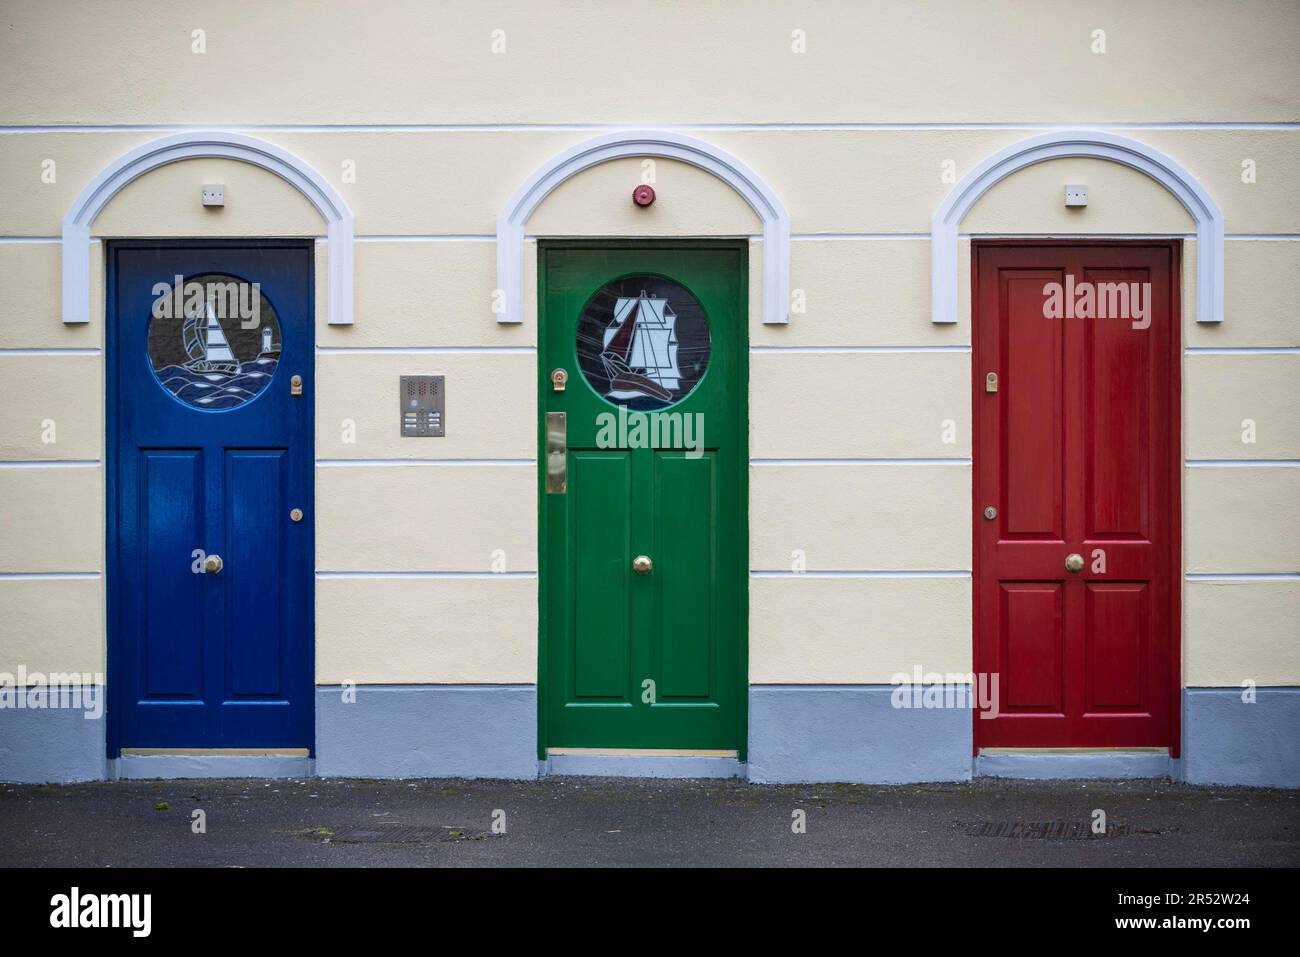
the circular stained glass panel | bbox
[574,275,711,412]
[147,273,282,410]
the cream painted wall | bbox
[0,579,103,676]
[750,577,972,682]
[317,577,536,684]
[2,1,1296,124]
[0,1,1296,701]
[1185,581,1300,687]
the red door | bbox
[973,242,1179,750]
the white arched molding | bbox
[496,129,791,324]
[62,130,354,324]
[931,129,1224,324]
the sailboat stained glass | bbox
[146,272,282,410]
[575,275,711,411]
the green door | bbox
[539,241,747,757]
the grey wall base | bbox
[1182,687,1300,788]
[315,684,538,779]
[748,685,972,783]
[6,683,1297,787]
[0,706,105,783]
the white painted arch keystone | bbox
[496,129,791,324]
[62,130,354,324]
[931,129,1224,324]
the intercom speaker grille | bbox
[399,374,445,437]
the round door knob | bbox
[1064,553,1084,573]
[204,554,224,575]
[632,555,653,575]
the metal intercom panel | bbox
[400,375,445,436]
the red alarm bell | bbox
[632,184,656,207]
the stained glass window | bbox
[574,275,711,412]
[146,272,281,410]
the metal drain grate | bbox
[955,819,1177,840]
[322,824,489,844]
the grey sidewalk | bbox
[2,776,1297,868]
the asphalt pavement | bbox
[2,776,1296,867]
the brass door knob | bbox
[632,555,653,575]
[204,554,224,574]
[1064,553,1084,573]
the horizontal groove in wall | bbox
[316,346,535,354]
[1186,573,1300,581]
[750,570,972,579]
[5,233,1297,244]
[314,682,537,690]
[316,571,536,579]
[0,348,101,356]
[750,345,971,353]
[0,460,100,468]
[316,459,533,467]
[1185,460,1300,467]
[2,122,1298,132]
[0,572,101,580]
[356,235,494,242]
[751,458,970,466]
[1186,348,1300,354]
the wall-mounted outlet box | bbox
[201,184,225,207]
[1064,184,1088,207]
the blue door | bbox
[108,241,313,752]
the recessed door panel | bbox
[655,451,715,701]
[141,449,205,699]
[1002,271,1066,540]
[571,451,632,701]
[1000,583,1064,713]
[225,449,286,699]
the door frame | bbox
[969,239,1183,757]
[105,238,316,758]
[535,238,750,761]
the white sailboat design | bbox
[600,291,681,402]
[181,297,241,377]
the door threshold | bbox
[112,750,313,780]
[543,749,744,779]
[548,748,738,758]
[120,748,310,757]
[975,748,1171,781]
[979,747,1167,755]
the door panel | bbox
[225,449,286,697]
[141,450,206,699]
[109,242,313,752]
[999,582,1065,713]
[654,451,714,700]
[974,243,1176,750]
[571,451,632,700]
[540,243,745,755]
[1001,270,1065,539]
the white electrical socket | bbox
[201,184,225,207]
[1064,184,1088,207]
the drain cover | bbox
[955,819,1175,840]
[324,824,488,844]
